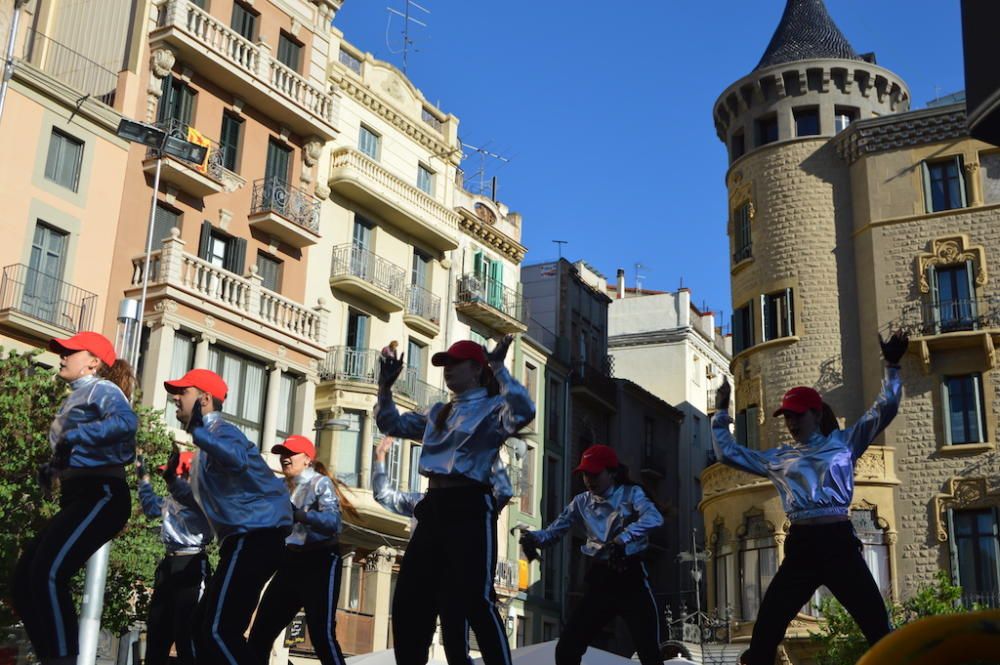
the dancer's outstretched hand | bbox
[519,531,541,562]
[486,335,514,364]
[879,330,909,366]
[375,437,394,463]
[378,353,405,391]
[715,377,731,412]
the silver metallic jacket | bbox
[287,467,342,548]
[529,484,664,559]
[184,412,293,541]
[375,363,535,485]
[711,367,902,523]
[49,375,137,468]
[138,479,212,554]
[371,459,514,517]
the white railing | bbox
[269,59,337,126]
[330,148,461,234]
[130,234,323,345]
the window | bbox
[277,31,302,71]
[982,152,1000,205]
[731,129,745,161]
[208,346,268,446]
[335,411,364,487]
[265,138,291,184]
[275,372,298,440]
[256,252,282,292]
[923,157,967,212]
[519,445,535,515]
[942,374,987,445]
[713,527,738,618]
[732,301,754,354]
[411,250,431,288]
[359,125,380,160]
[44,129,83,191]
[739,515,777,621]
[24,223,68,325]
[346,309,369,352]
[735,406,760,450]
[407,338,427,381]
[230,1,257,41]
[756,114,778,146]
[198,222,246,274]
[344,559,378,613]
[524,363,538,405]
[793,108,820,137]
[546,377,564,447]
[339,48,362,75]
[834,106,858,133]
[762,288,795,341]
[164,332,195,429]
[219,113,243,172]
[951,508,1000,608]
[416,164,434,194]
[408,443,422,493]
[157,76,195,126]
[931,262,978,333]
[853,509,891,600]
[152,204,180,244]
[421,106,443,132]
[733,202,752,263]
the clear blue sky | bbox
[334,1,966,322]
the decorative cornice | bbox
[917,234,988,293]
[11,62,124,135]
[933,475,1000,542]
[332,73,459,164]
[836,104,968,165]
[457,208,526,263]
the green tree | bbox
[810,571,977,665]
[0,349,176,634]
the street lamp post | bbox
[75,118,207,665]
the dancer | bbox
[12,332,137,665]
[376,336,534,665]
[164,368,292,665]
[136,450,212,665]
[518,444,664,665]
[710,331,909,665]
[248,435,358,665]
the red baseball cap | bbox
[164,369,228,401]
[574,444,619,474]
[773,386,823,417]
[158,451,196,477]
[432,340,488,367]
[49,331,116,367]
[271,435,315,460]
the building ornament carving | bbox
[146,48,177,121]
[917,235,988,293]
[701,463,767,498]
[456,211,525,263]
[933,476,1000,542]
[474,202,497,226]
[854,449,887,480]
[836,107,967,165]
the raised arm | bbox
[374,353,429,440]
[491,364,536,435]
[710,379,773,477]
[371,460,423,517]
[616,486,664,545]
[846,366,903,460]
[528,496,581,547]
[191,417,249,472]
[63,383,138,448]
[138,479,164,518]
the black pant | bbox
[192,528,287,665]
[144,551,211,665]
[247,546,346,665]
[11,476,131,659]
[555,559,662,665]
[744,522,890,665]
[392,486,512,665]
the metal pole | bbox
[130,150,164,370]
[77,542,111,665]
[0,0,28,124]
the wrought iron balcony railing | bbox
[732,242,752,264]
[319,346,447,410]
[251,177,321,233]
[405,284,441,325]
[0,264,97,333]
[892,296,1000,336]
[149,117,227,181]
[456,273,526,323]
[22,29,117,106]
[330,244,407,301]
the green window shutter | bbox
[197,220,213,261]
[922,161,934,213]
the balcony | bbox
[128,233,326,356]
[151,0,339,139]
[732,242,752,265]
[454,273,527,334]
[318,346,447,411]
[0,264,97,340]
[249,178,321,248]
[403,284,441,337]
[21,29,117,107]
[329,244,406,313]
[289,610,374,657]
[494,557,526,593]
[327,148,460,252]
[569,357,617,410]
[143,118,233,198]
[890,296,1000,371]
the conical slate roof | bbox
[754,0,861,71]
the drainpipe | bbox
[0,0,30,125]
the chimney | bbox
[616,269,625,299]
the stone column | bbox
[371,547,396,651]
[359,411,374,490]
[886,530,899,603]
[141,318,177,412]
[294,375,317,435]
[964,162,983,206]
[194,334,211,368]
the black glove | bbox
[291,502,308,523]
[162,451,180,482]
[51,438,72,470]
[186,398,204,434]
[607,540,628,573]
[378,353,405,391]
[486,335,514,364]
[879,330,909,366]
[37,463,55,501]
[519,531,541,562]
[715,377,731,412]
[135,454,148,481]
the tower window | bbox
[794,108,820,137]
[756,115,778,146]
[731,130,745,161]
[834,106,858,133]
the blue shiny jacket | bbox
[287,467,341,548]
[139,479,212,553]
[49,375,137,468]
[711,367,902,523]
[375,364,535,485]
[529,484,663,559]
[371,458,514,517]
[183,412,292,541]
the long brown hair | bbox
[98,359,137,400]
[312,460,361,522]
[819,402,840,436]
[433,360,499,430]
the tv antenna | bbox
[385,0,429,73]
[634,262,648,293]
[461,141,511,200]
[552,240,568,259]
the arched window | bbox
[739,514,777,620]
[712,521,737,616]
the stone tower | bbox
[712,0,910,442]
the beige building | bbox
[704,0,1000,663]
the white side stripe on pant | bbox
[212,536,245,665]
[639,562,661,645]
[49,483,113,657]
[482,495,511,665]
[327,553,345,665]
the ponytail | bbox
[434,360,499,431]
[819,402,840,436]
[98,359,136,400]
[312,460,361,522]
